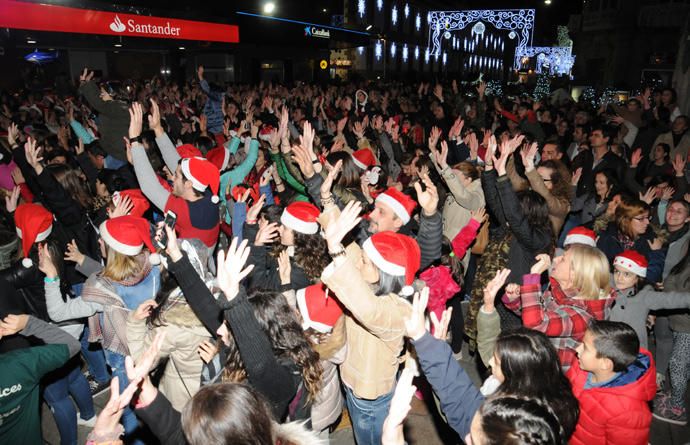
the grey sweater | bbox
[20,316,81,356]
[610,285,690,348]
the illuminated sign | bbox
[0,0,240,43]
[305,26,330,39]
[330,59,352,66]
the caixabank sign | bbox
[0,0,240,43]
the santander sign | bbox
[0,1,239,43]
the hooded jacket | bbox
[568,349,656,445]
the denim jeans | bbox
[103,350,145,445]
[43,360,95,445]
[71,284,110,384]
[344,385,394,445]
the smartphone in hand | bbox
[156,210,177,249]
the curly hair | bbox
[221,290,323,400]
[537,160,572,205]
[271,231,330,281]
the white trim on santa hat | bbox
[280,210,319,235]
[100,222,143,256]
[564,233,597,247]
[16,225,53,243]
[376,193,411,224]
[296,288,334,334]
[362,237,405,277]
[180,158,208,192]
[613,256,647,278]
[218,148,230,171]
[351,155,367,170]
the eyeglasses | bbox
[633,215,651,221]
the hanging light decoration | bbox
[402,43,409,62]
[424,47,430,63]
[404,3,409,18]
[375,40,382,60]
[391,5,398,25]
[390,41,397,57]
[415,45,419,60]
[377,0,383,11]
[415,13,421,31]
[358,0,366,18]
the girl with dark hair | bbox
[570,170,620,228]
[163,230,322,423]
[247,201,330,291]
[320,200,420,445]
[126,238,215,411]
[392,287,569,445]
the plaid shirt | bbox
[504,275,614,371]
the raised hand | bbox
[79,68,94,83]
[37,243,58,278]
[530,254,552,275]
[324,200,362,252]
[470,207,487,224]
[630,148,643,168]
[246,194,267,222]
[278,250,291,285]
[648,238,663,251]
[197,340,218,364]
[0,314,29,337]
[404,287,429,341]
[414,172,439,217]
[91,377,140,440]
[216,238,254,300]
[353,120,365,139]
[428,126,442,151]
[483,268,511,312]
[254,222,278,246]
[430,307,452,341]
[24,138,43,175]
[672,153,686,176]
[448,117,464,141]
[5,186,20,213]
[492,141,512,176]
[128,102,144,139]
[108,194,134,219]
[661,186,676,201]
[74,137,85,156]
[382,366,417,445]
[291,143,315,179]
[571,167,583,186]
[132,300,158,321]
[148,99,163,135]
[321,159,342,199]
[434,140,449,170]
[639,187,656,205]
[64,239,85,265]
[300,121,315,153]
[336,116,348,135]
[521,142,539,172]
[7,122,20,147]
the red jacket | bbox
[567,348,656,445]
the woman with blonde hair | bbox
[502,245,615,371]
[597,196,666,283]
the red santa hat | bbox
[15,203,53,268]
[351,149,377,170]
[99,215,160,264]
[613,250,648,278]
[564,226,597,247]
[180,157,221,204]
[280,202,321,235]
[259,125,275,142]
[112,189,150,218]
[206,145,231,171]
[375,188,417,225]
[296,283,344,333]
[176,144,202,159]
[362,232,421,288]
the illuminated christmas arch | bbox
[516,46,575,76]
[428,9,535,70]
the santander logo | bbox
[109,15,126,32]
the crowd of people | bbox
[0,64,689,445]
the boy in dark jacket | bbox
[568,320,656,445]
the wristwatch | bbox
[129,136,142,144]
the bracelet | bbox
[44,276,59,284]
[246,219,257,225]
[312,159,321,165]
[329,245,346,258]
[129,136,142,144]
